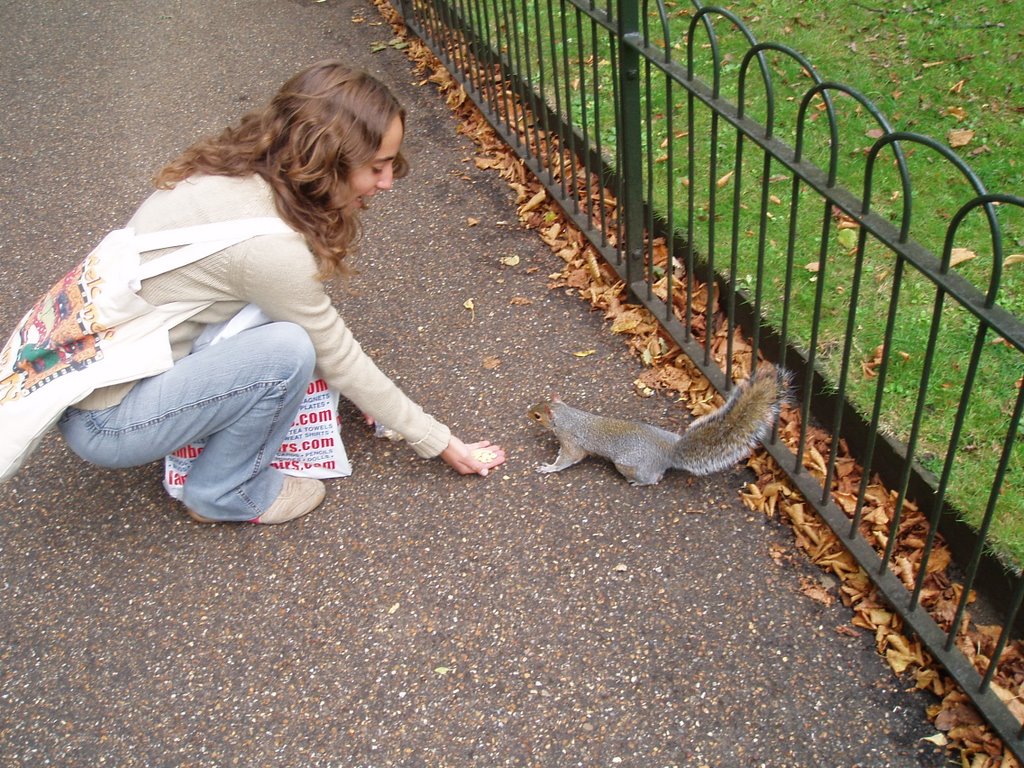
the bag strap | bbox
[133,217,293,252]
[135,217,295,280]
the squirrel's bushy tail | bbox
[671,366,791,476]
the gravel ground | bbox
[0,1,952,765]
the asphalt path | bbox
[0,1,951,765]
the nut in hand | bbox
[472,448,498,463]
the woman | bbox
[57,60,506,525]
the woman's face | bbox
[346,115,404,211]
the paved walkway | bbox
[0,1,949,765]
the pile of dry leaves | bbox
[370,2,1022,763]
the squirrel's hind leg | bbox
[536,442,588,474]
[616,463,664,486]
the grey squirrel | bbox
[527,365,790,485]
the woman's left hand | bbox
[440,436,506,477]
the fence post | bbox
[617,0,645,295]
[393,0,411,22]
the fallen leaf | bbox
[510,296,533,306]
[885,640,920,674]
[611,312,644,334]
[947,128,975,148]
[519,188,547,214]
[540,222,562,246]
[865,606,894,628]
[556,245,580,263]
[1004,254,1024,267]
[467,217,480,227]
[474,156,503,170]
[934,702,984,731]
[716,170,734,188]
[800,577,835,606]
[949,248,977,267]
[500,254,520,267]
[837,228,858,251]
[633,379,655,397]
[990,681,1024,723]
[482,355,501,370]
[573,349,596,358]
[805,261,820,273]
[862,344,884,378]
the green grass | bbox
[646,1,1024,566]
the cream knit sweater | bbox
[75,174,451,459]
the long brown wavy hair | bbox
[154,61,408,279]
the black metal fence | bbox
[388,0,1024,756]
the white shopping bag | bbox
[162,306,351,500]
[0,218,294,483]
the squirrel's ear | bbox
[551,393,562,403]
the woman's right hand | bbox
[440,436,506,477]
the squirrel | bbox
[527,365,791,486]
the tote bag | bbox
[162,304,352,499]
[0,217,294,482]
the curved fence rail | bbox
[389,0,1024,756]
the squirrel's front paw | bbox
[535,463,562,474]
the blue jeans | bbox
[58,322,316,522]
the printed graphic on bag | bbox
[163,377,352,498]
[5,255,104,399]
[273,379,341,470]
